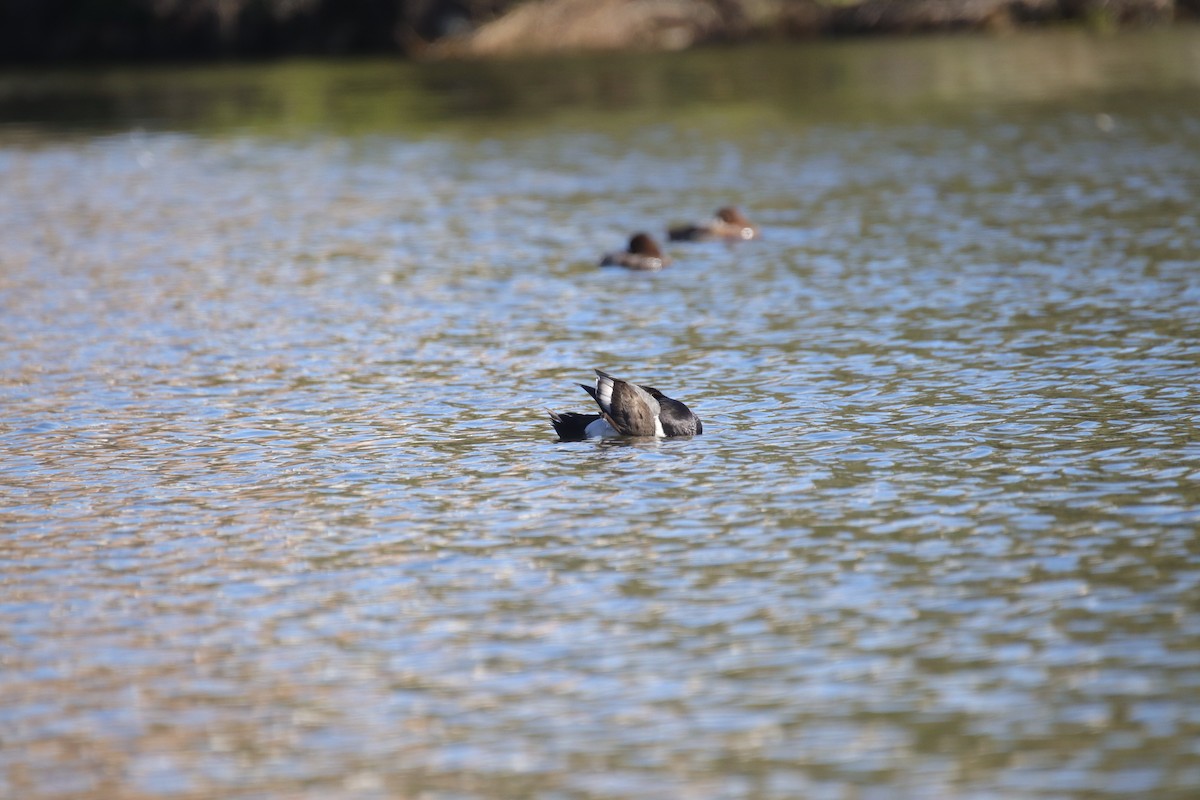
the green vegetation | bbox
[3,27,1198,136]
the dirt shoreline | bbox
[428,0,1184,59]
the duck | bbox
[668,206,758,241]
[600,232,671,271]
[549,369,703,440]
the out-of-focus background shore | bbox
[2,0,1197,63]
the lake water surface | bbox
[2,28,1199,799]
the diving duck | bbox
[668,206,758,241]
[549,370,703,440]
[600,232,671,271]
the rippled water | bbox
[2,30,1200,799]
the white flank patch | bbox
[585,417,618,438]
[653,416,666,438]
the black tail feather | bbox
[549,411,601,441]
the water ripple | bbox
[2,71,1200,799]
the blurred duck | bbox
[600,232,670,271]
[549,370,703,440]
[668,206,758,241]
